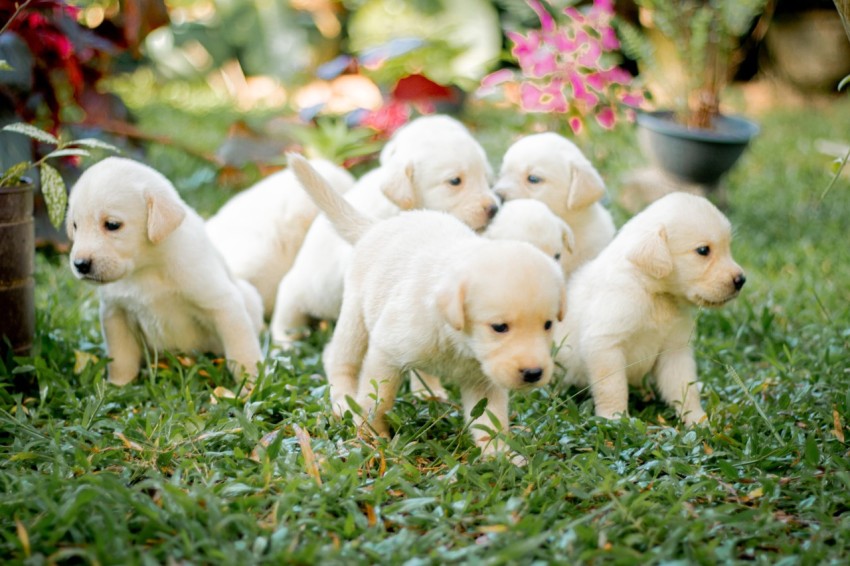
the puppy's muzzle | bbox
[74,258,93,275]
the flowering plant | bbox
[478,0,643,134]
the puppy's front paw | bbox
[681,409,707,427]
[595,407,629,420]
[107,361,138,386]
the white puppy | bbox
[288,154,565,455]
[485,198,575,269]
[411,199,575,400]
[66,157,264,387]
[270,114,499,346]
[494,132,616,274]
[205,160,355,317]
[554,192,746,424]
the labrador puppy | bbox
[553,192,746,424]
[410,198,575,401]
[206,159,355,317]
[66,157,264,387]
[494,132,616,274]
[269,114,500,347]
[288,154,565,455]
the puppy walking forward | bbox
[288,154,566,455]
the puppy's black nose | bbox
[486,203,499,219]
[522,367,543,383]
[74,258,92,275]
[733,273,746,291]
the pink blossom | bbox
[527,0,555,33]
[479,68,515,95]
[520,81,568,113]
[599,27,620,51]
[577,38,602,68]
[569,71,598,107]
[595,106,616,129]
[569,116,583,135]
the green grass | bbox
[3,95,850,564]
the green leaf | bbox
[71,138,122,153]
[839,74,850,92]
[803,435,820,467]
[0,162,32,186]
[469,397,488,420]
[2,122,59,146]
[0,60,12,71]
[40,163,67,229]
[45,148,91,160]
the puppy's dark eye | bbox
[448,177,462,186]
[527,174,542,184]
[554,253,561,261]
[104,220,123,232]
[491,323,509,333]
[544,320,552,330]
[696,246,710,256]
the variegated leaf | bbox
[0,162,32,186]
[2,123,59,146]
[40,163,67,229]
[45,148,91,160]
[71,138,122,153]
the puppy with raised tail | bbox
[269,115,499,347]
[554,192,746,424]
[67,157,264,387]
[494,132,615,274]
[287,154,565,456]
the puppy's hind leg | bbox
[410,370,449,402]
[269,275,312,348]
[325,299,367,417]
[355,347,402,439]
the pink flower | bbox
[479,68,515,95]
[568,71,598,107]
[520,80,568,113]
[569,116,583,135]
[595,106,616,129]
[527,0,555,33]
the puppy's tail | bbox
[288,153,373,245]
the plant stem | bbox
[0,0,35,36]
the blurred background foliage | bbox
[1,0,848,219]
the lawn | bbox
[2,93,850,564]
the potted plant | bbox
[619,0,767,186]
[0,123,117,357]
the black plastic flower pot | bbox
[0,182,35,357]
[636,110,760,186]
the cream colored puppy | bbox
[67,157,264,387]
[205,160,355,317]
[288,154,565,455]
[270,114,499,346]
[494,132,616,274]
[554,192,746,424]
[410,199,575,400]
[485,198,575,269]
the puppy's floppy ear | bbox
[627,225,673,278]
[145,185,186,244]
[380,161,416,210]
[560,219,576,254]
[566,163,606,211]
[436,277,465,331]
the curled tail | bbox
[288,153,373,245]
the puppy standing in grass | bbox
[288,154,565,455]
[205,159,355,317]
[269,115,499,347]
[411,198,575,400]
[494,132,616,275]
[554,192,746,424]
[67,157,264,387]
